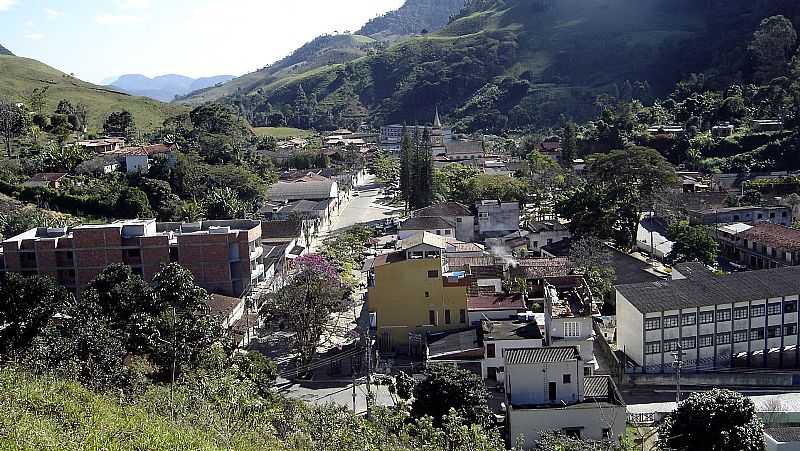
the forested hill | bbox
[0,44,12,56]
[204,0,800,133]
[176,0,465,107]
[358,0,466,40]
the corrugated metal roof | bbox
[584,376,611,398]
[505,346,578,364]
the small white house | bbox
[504,346,626,447]
[481,319,543,381]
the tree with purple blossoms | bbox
[261,254,348,371]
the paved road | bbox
[278,378,397,414]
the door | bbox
[548,382,557,401]
[487,367,497,381]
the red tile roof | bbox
[468,294,526,311]
[741,223,800,251]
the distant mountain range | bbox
[109,74,234,102]
[0,44,12,56]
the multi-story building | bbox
[689,206,792,226]
[718,223,800,270]
[0,219,266,297]
[367,231,471,353]
[477,200,520,239]
[543,276,600,373]
[616,264,800,372]
[379,109,450,153]
[504,346,626,446]
[481,319,543,381]
[525,220,571,252]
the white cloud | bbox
[45,8,63,18]
[118,0,150,9]
[0,0,17,12]
[25,33,45,41]
[95,14,141,25]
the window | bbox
[717,332,731,345]
[645,342,661,354]
[785,300,798,313]
[479,212,489,219]
[786,324,798,336]
[663,339,679,353]
[681,313,696,326]
[427,270,439,278]
[681,337,696,349]
[429,310,437,326]
[425,291,430,298]
[750,327,765,341]
[768,325,782,338]
[750,304,765,317]
[644,318,661,331]
[768,303,782,315]
[533,241,539,248]
[456,217,463,223]
[733,330,748,343]
[717,309,731,322]
[699,335,714,348]
[459,309,466,324]
[602,429,612,440]
[563,374,572,384]
[486,343,496,358]
[663,315,679,328]
[444,230,451,236]
[564,322,581,337]
[699,311,714,324]
[734,307,749,320]
[445,310,451,325]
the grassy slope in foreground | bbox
[0,55,186,133]
[253,127,315,138]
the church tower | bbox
[430,106,446,156]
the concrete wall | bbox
[506,359,582,406]
[509,404,627,447]
[616,293,644,365]
[625,371,795,387]
[482,338,543,380]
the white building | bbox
[544,277,600,373]
[616,264,800,373]
[477,200,520,239]
[504,346,626,447]
[105,144,176,173]
[398,217,456,240]
[526,220,571,252]
[412,202,475,242]
[481,319,543,381]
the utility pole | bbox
[672,345,685,404]
[365,330,373,417]
[352,362,357,412]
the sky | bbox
[0,0,405,84]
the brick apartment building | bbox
[0,219,266,297]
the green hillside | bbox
[208,0,800,132]
[177,0,466,110]
[177,34,380,107]
[0,368,505,451]
[0,55,185,133]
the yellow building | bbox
[367,232,470,353]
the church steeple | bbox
[433,106,442,128]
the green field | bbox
[0,55,186,133]
[253,127,315,139]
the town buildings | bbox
[411,202,475,242]
[477,200,520,239]
[267,172,339,209]
[504,346,626,446]
[366,232,471,353]
[525,220,571,252]
[398,217,456,240]
[616,264,800,372]
[379,109,450,153]
[0,219,267,297]
[689,206,792,226]
[74,137,125,153]
[481,319,543,381]
[106,144,177,173]
[718,223,800,270]
[22,173,68,189]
